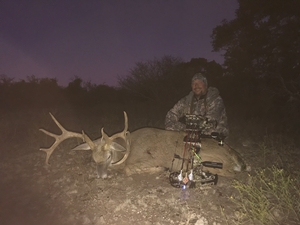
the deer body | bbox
[40,112,244,179]
[122,128,243,177]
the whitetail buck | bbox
[40,112,245,179]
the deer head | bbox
[39,112,130,178]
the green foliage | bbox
[231,167,300,225]
[212,0,300,101]
[211,0,300,134]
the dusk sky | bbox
[1,0,238,87]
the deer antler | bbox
[100,111,131,165]
[39,113,93,165]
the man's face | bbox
[191,79,207,97]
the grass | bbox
[231,166,300,225]
[225,133,300,225]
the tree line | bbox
[0,57,221,109]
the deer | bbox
[40,112,245,179]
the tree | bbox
[118,55,184,104]
[211,0,300,132]
[65,76,88,106]
[118,56,225,110]
[212,0,300,101]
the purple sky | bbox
[0,0,238,87]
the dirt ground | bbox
[0,110,299,225]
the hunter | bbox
[165,73,229,137]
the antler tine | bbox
[100,127,109,142]
[40,113,85,165]
[110,111,129,140]
[100,111,131,165]
[111,130,131,165]
[82,131,95,150]
[101,111,129,144]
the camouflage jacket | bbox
[165,87,229,136]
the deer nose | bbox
[96,163,109,179]
[96,170,108,179]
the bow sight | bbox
[169,114,224,188]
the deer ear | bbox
[110,142,126,152]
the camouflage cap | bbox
[191,73,208,86]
